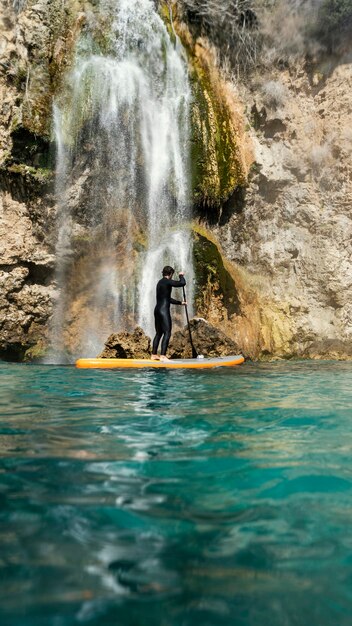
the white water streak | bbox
[52,0,193,357]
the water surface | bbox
[0,361,351,625]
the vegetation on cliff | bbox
[188,48,248,213]
[161,1,251,216]
[179,0,352,73]
[193,224,240,320]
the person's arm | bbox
[167,274,186,287]
[170,297,182,305]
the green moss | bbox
[12,61,28,90]
[188,55,246,213]
[250,161,261,174]
[70,232,95,259]
[193,227,240,317]
[159,4,248,213]
[20,2,100,138]
[32,167,53,182]
[24,342,49,362]
[132,230,148,252]
[159,1,177,44]
[7,163,53,183]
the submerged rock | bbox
[302,339,352,361]
[98,327,151,359]
[169,318,242,359]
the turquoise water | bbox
[0,361,352,626]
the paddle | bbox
[182,285,198,359]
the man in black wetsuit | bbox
[151,266,186,361]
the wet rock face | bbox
[0,188,56,361]
[98,327,152,359]
[0,0,86,360]
[0,191,56,360]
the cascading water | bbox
[50,0,193,360]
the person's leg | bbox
[152,310,162,358]
[160,311,172,359]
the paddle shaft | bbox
[182,285,198,358]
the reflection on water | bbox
[0,361,352,625]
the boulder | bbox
[98,326,151,359]
[98,319,241,360]
[169,318,242,359]
[302,339,352,361]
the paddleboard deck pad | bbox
[75,355,244,369]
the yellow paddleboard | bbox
[75,355,244,370]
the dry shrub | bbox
[309,143,331,172]
[261,79,288,108]
[12,0,27,12]
[339,126,352,147]
[308,141,338,190]
[313,0,352,53]
[178,0,352,75]
[179,0,261,76]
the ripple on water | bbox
[0,361,352,625]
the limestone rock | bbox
[211,58,352,360]
[302,339,352,361]
[169,318,242,359]
[98,320,241,361]
[98,327,151,359]
[0,0,73,360]
[0,191,55,359]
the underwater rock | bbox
[98,327,151,359]
[302,339,352,361]
[169,318,242,359]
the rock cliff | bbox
[0,0,93,359]
[212,58,352,359]
[0,0,351,360]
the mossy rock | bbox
[9,126,54,169]
[0,162,54,201]
[159,3,248,215]
[14,1,102,139]
[7,163,53,180]
[24,341,49,362]
[189,63,246,213]
[193,227,240,317]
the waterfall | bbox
[50,0,193,360]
